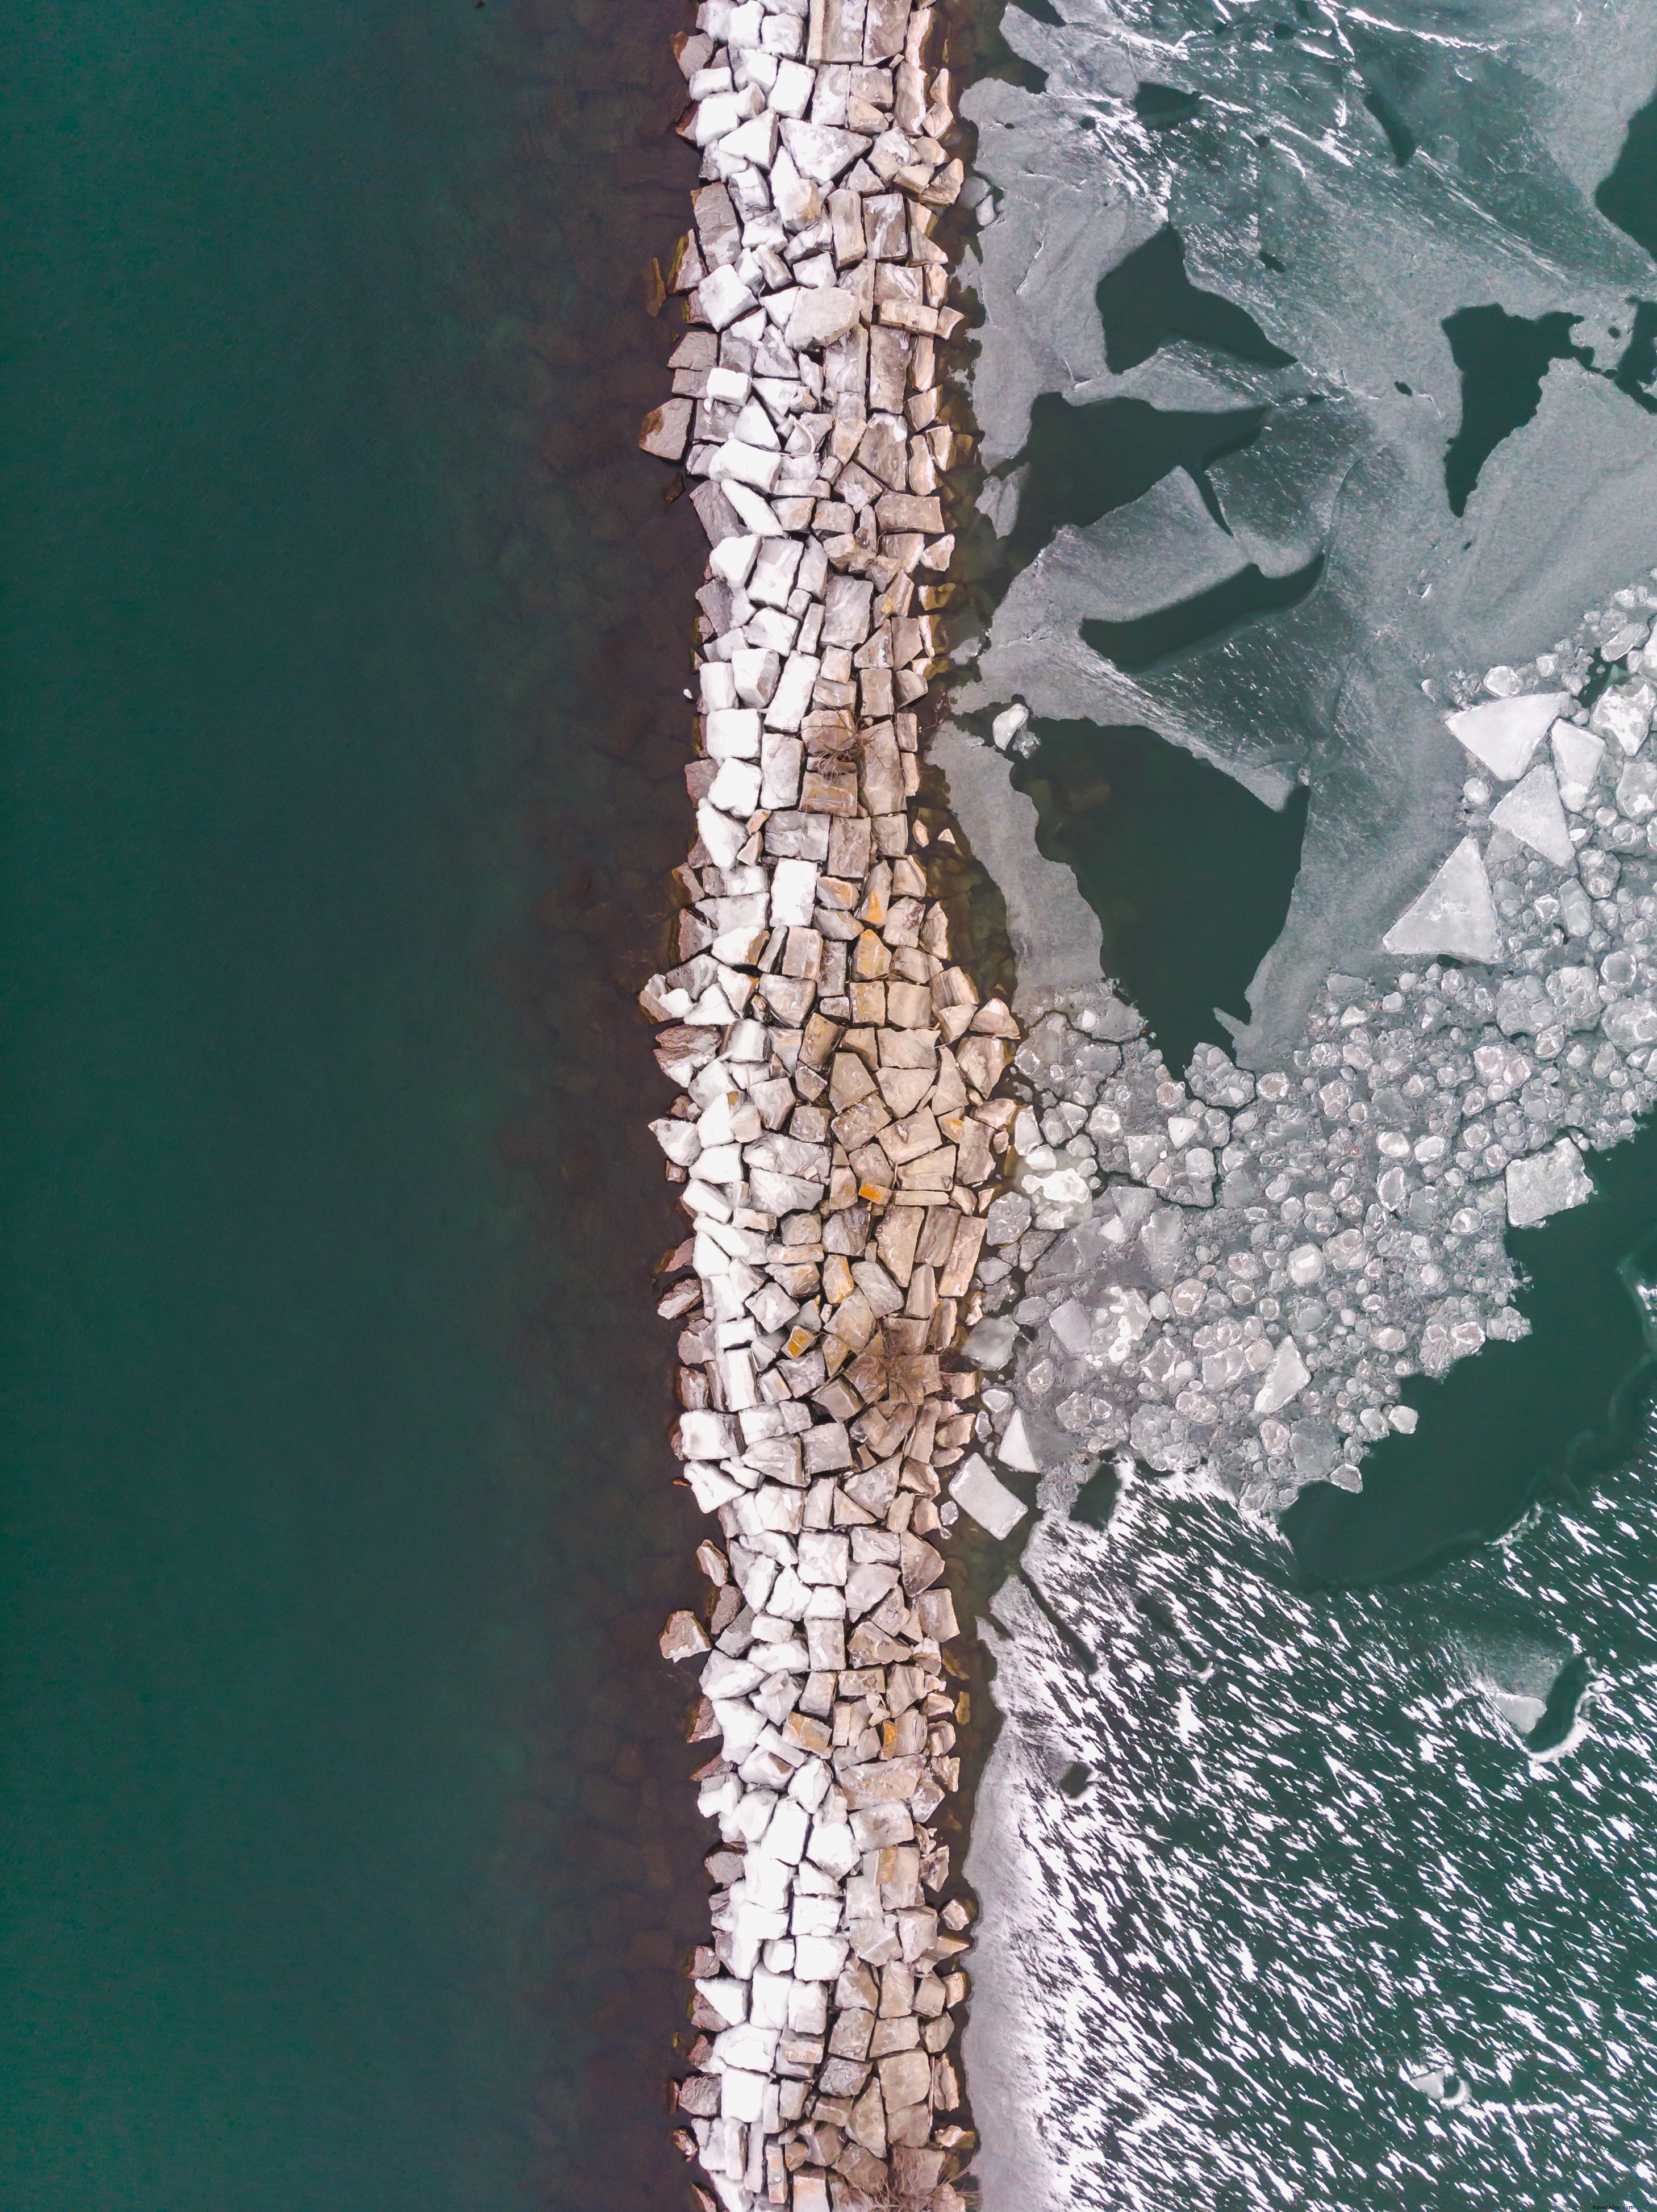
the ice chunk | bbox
[1589,679,1654,756]
[1489,762,1573,865]
[949,1453,1028,1541]
[1505,1138,1592,1228]
[1445,692,1567,782]
[1382,837,1500,963]
[997,1410,1041,1473]
[991,701,1029,751]
[1252,1336,1310,1416]
[1552,720,1605,811]
[963,1316,1020,1370]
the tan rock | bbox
[660,1610,711,1662]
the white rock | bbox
[949,1453,1028,1541]
[696,800,748,868]
[1505,1138,1593,1228]
[680,1409,739,1459]
[1445,691,1567,781]
[997,1409,1040,1472]
[784,286,861,352]
[705,364,752,405]
[1287,1243,1323,1286]
[694,85,766,147]
[717,478,787,536]
[704,706,762,759]
[1551,719,1604,811]
[709,757,762,815]
[792,1933,850,1981]
[731,646,782,708]
[721,111,779,169]
[770,857,818,925]
[709,439,784,494]
[769,147,821,230]
[699,659,738,711]
[1252,1336,1310,1416]
[1382,837,1500,963]
[765,652,820,732]
[779,118,870,183]
[684,1462,743,1512]
[698,264,758,330]
[718,2068,770,2122]
[1489,761,1573,865]
[696,1977,749,2026]
[759,1797,811,1865]
[769,58,815,118]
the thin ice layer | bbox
[958,0,1657,1063]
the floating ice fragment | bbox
[1446,691,1568,781]
[963,1314,1020,1370]
[1382,837,1500,963]
[1617,757,1657,821]
[991,701,1029,750]
[1551,720,1605,811]
[1504,1137,1592,1228]
[1489,762,1573,865]
[997,1409,1041,1472]
[1252,1335,1309,1416]
[949,1452,1028,1541]
[1589,678,1654,757]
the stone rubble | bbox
[637,6,1005,2208]
[967,574,1657,1521]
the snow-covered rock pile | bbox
[966,577,1657,1518]
[636,5,1012,2209]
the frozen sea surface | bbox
[945,3,1657,2203]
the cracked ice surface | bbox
[936,3,1657,2203]
[942,600,1657,1516]
[958,0,1657,1063]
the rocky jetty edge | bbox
[635,5,1013,2209]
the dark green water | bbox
[3,3,707,2204]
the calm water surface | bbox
[3,2,708,2204]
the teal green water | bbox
[3,3,703,2203]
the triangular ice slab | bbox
[1490,762,1573,865]
[1446,691,1568,781]
[1383,836,1500,962]
[1552,721,1605,811]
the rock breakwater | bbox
[635,6,1012,2207]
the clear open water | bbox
[3,2,712,2203]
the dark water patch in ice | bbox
[1009,720,1307,1074]
[1097,227,1297,378]
[1442,305,1593,516]
[1069,1456,1121,1531]
[1285,1113,1657,1589]
[1078,547,1324,672]
[1613,301,1657,411]
[1596,84,1657,264]
[1005,394,1267,570]
[1360,84,1417,168]
[1133,82,1201,131]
